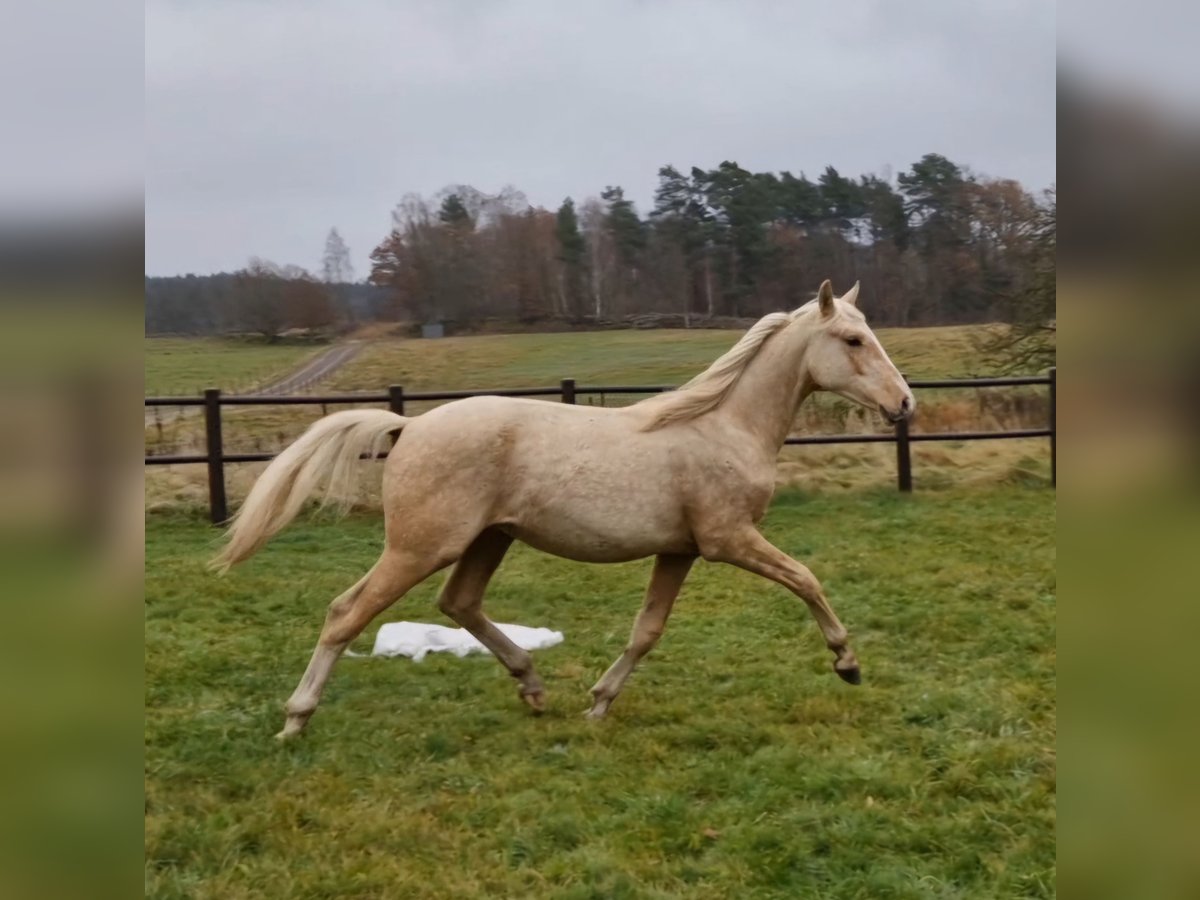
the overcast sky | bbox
[145,0,1057,278]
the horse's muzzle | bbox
[881,395,915,424]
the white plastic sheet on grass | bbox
[369,621,564,662]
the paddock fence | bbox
[145,369,1056,524]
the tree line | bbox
[145,229,381,337]
[369,153,1052,330]
[146,153,1054,343]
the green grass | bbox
[330,325,996,393]
[145,488,1055,898]
[145,338,321,396]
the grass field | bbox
[328,324,997,393]
[145,338,322,396]
[145,487,1056,899]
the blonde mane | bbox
[641,303,816,431]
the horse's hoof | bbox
[521,689,546,714]
[835,664,862,685]
[584,697,610,720]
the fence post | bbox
[388,384,406,416]
[561,378,576,405]
[895,416,913,493]
[386,385,406,453]
[1048,367,1056,487]
[895,372,913,493]
[203,388,228,525]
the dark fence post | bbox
[386,385,406,452]
[561,378,576,405]
[895,416,913,493]
[388,384,406,416]
[1049,367,1056,487]
[896,372,913,492]
[203,388,228,525]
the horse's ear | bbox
[842,281,860,308]
[817,280,835,317]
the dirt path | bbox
[146,341,365,426]
[250,341,363,395]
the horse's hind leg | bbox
[277,548,448,740]
[587,553,695,720]
[436,529,547,711]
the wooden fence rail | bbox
[146,370,1056,524]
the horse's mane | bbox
[641,301,817,431]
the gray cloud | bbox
[146,0,1056,276]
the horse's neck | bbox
[718,320,815,452]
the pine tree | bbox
[777,172,824,226]
[860,176,908,247]
[899,154,976,320]
[818,166,866,224]
[898,153,967,222]
[555,198,586,319]
[555,198,585,266]
[438,193,474,230]
[434,193,481,322]
[600,186,645,266]
[651,165,715,318]
[696,161,776,314]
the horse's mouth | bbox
[880,397,915,425]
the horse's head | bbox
[803,280,915,424]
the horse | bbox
[213,280,915,739]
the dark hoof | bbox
[835,665,862,685]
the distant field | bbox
[328,324,998,393]
[145,487,1056,899]
[142,324,1001,399]
[145,338,321,396]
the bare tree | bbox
[232,257,288,340]
[977,187,1056,372]
[285,270,337,331]
[322,228,354,283]
[580,197,614,319]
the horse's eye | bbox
[845,337,863,347]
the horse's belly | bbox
[501,501,694,563]
[503,525,690,563]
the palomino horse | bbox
[214,280,914,739]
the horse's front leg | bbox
[708,528,860,684]
[586,553,696,719]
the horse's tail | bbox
[210,409,407,572]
